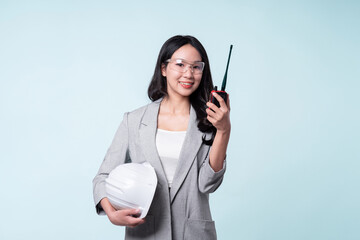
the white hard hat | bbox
[105,162,157,218]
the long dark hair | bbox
[147,35,216,145]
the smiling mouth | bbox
[179,81,194,86]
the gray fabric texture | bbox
[93,99,226,240]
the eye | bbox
[173,59,185,68]
[193,63,203,70]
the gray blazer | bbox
[93,99,226,240]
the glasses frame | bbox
[165,58,205,75]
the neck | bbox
[161,95,191,115]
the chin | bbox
[179,88,197,97]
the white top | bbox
[156,128,187,188]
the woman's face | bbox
[162,44,203,100]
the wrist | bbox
[216,128,231,136]
[101,198,115,215]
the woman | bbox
[93,35,231,239]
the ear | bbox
[161,63,167,77]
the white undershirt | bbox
[156,128,187,188]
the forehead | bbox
[171,44,202,62]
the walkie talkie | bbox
[210,45,233,108]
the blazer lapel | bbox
[170,106,204,203]
[139,100,206,203]
[139,99,168,189]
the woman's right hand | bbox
[100,198,146,227]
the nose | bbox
[183,68,194,78]
[184,65,194,75]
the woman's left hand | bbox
[206,92,231,134]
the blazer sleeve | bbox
[92,112,130,215]
[198,145,226,194]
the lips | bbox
[179,81,194,89]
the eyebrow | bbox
[174,58,203,63]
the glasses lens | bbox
[172,59,186,72]
[167,59,204,74]
[192,62,204,74]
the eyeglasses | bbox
[166,58,205,75]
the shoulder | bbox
[126,99,162,122]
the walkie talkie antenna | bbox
[221,45,233,91]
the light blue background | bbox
[1,0,359,239]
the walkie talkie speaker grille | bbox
[105,162,158,218]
